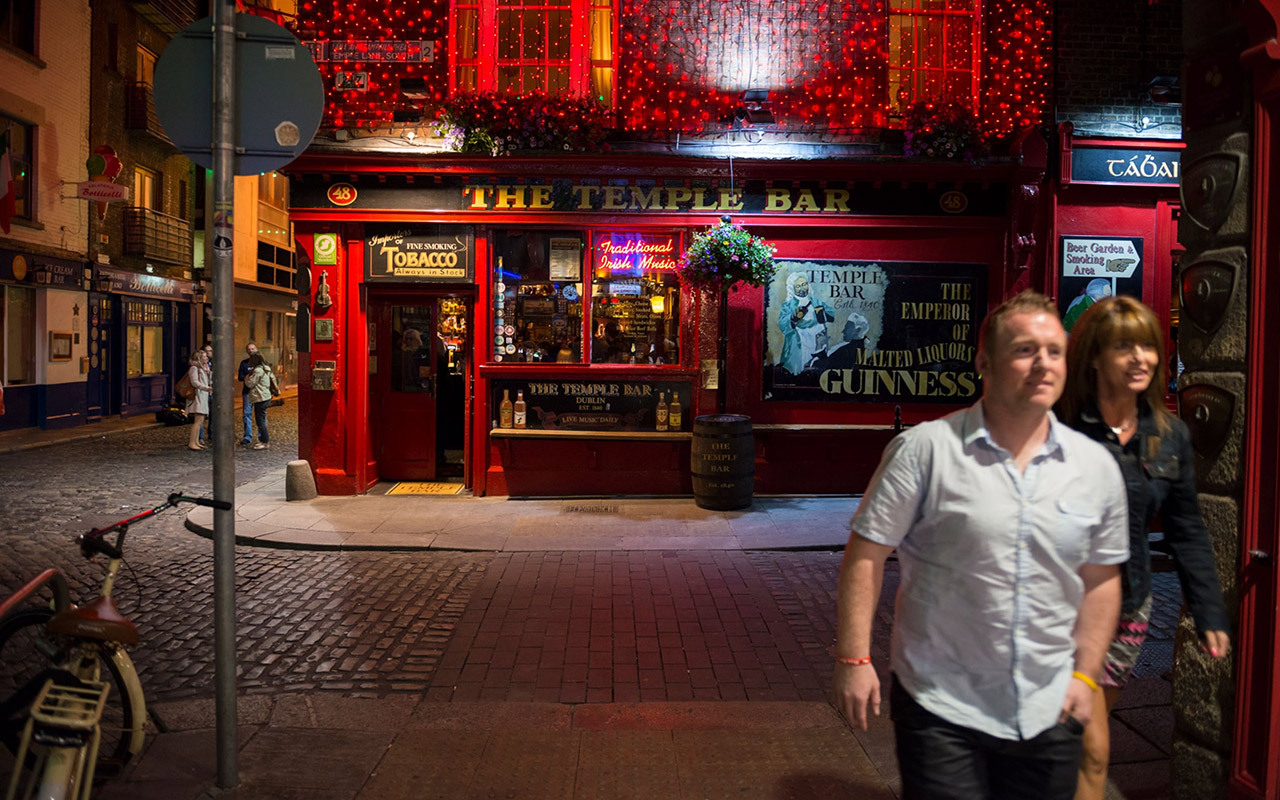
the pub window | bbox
[0,115,34,227]
[124,299,165,377]
[452,0,616,108]
[589,232,680,364]
[888,0,980,118]
[3,285,36,386]
[492,229,584,363]
[0,0,37,56]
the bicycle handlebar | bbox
[76,492,230,560]
[167,493,232,511]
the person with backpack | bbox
[184,350,212,451]
[243,352,274,450]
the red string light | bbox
[288,0,1050,141]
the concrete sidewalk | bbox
[100,695,900,800]
[183,466,857,552]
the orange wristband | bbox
[1072,671,1100,692]
[835,656,872,667]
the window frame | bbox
[887,0,982,119]
[124,299,166,378]
[0,114,35,228]
[0,0,38,58]
[133,166,160,211]
[486,226,685,368]
[450,0,616,108]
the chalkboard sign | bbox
[492,378,692,432]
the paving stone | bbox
[237,728,393,793]
[356,730,488,800]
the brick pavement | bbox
[0,402,1183,799]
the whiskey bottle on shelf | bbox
[669,393,682,430]
[655,391,669,432]
[514,389,527,429]
[499,389,514,429]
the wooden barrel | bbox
[691,414,754,510]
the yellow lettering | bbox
[719,189,744,211]
[463,185,491,210]
[574,186,598,210]
[528,185,553,209]
[494,185,526,210]
[792,190,820,212]
[823,189,851,213]
[602,186,627,210]
[665,187,693,209]
[629,186,662,209]
[691,188,717,210]
[765,189,792,212]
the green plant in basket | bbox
[678,216,777,292]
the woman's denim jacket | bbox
[1071,400,1230,635]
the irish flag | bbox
[0,130,14,235]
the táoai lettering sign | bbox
[1071,147,1181,186]
[762,260,987,404]
[491,379,692,432]
[364,224,473,282]
[593,232,682,278]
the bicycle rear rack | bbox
[4,678,109,800]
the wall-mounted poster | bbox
[763,260,987,404]
[1058,236,1144,333]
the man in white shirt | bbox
[832,290,1128,799]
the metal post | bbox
[211,0,238,788]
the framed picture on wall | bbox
[50,331,73,362]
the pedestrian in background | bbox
[185,350,211,452]
[199,343,214,445]
[238,342,259,446]
[833,290,1128,800]
[243,352,272,450]
[1056,296,1230,800]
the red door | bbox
[371,301,439,480]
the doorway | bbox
[370,294,472,482]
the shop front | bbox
[289,150,1046,496]
[1052,127,1183,363]
[92,265,197,419]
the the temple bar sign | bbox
[364,226,474,282]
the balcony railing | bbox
[126,0,197,36]
[124,207,192,266]
[125,82,174,146]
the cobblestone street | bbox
[1,403,1183,798]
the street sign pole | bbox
[212,0,238,788]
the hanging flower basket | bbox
[678,216,777,293]
[430,92,610,156]
[902,101,988,164]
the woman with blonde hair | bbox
[185,350,211,451]
[1057,295,1230,799]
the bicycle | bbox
[0,492,229,800]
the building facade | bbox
[0,0,93,432]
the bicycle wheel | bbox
[0,608,139,775]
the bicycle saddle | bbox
[46,597,139,646]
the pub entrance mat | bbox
[385,481,464,496]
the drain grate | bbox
[561,503,620,514]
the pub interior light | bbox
[650,294,665,314]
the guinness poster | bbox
[763,259,987,404]
[364,224,473,282]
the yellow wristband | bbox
[1072,671,1100,692]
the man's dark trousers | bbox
[890,677,1084,800]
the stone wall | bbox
[1172,2,1252,797]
